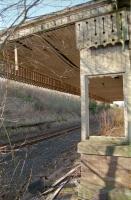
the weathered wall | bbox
[80,44,130,76]
[78,137,131,200]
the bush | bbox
[99,107,124,136]
[89,100,110,114]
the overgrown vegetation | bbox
[0,78,80,120]
[89,100,124,136]
[89,100,110,114]
[99,107,124,136]
[0,79,81,142]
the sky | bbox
[0,0,90,29]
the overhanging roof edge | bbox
[19,0,111,28]
[1,0,113,42]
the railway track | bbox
[0,125,80,153]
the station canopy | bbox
[0,0,129,102]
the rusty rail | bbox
[0,125,80,152]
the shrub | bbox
[99,107,124,136]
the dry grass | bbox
[0,78,80,124]
[99,107,124,137]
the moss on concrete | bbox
[78,185,131,200]
[78,136,131,157]
[109,188,131,200]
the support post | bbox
[123,74,128,138]
[126,73,131,143]
[14,45,19,71]
[127,9,131,143]
[80,74,89,141]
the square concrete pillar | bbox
[80,74,89,141]
[126,72,131,143]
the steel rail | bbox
[0,125,80,152]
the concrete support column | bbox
[126,73,131,143]
[128,5,131,69]
[127,10,131,143]
[80,74,89,141]
[123,74,128,138]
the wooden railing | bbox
[0,63,80,95]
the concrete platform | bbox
[78,136,131,200]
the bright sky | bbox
[0,0,90,29]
